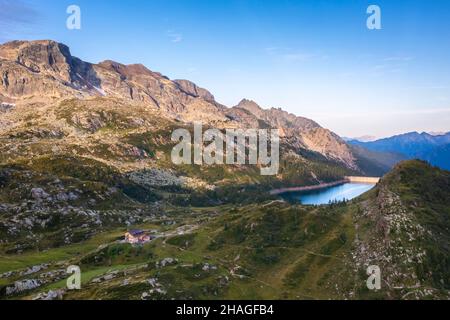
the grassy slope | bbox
[1,161,449,300]
[381,161,450,291]
[2,202,359,300]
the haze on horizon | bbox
[1,0,449,138]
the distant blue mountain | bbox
[418,143,450,171]
[348,132,450,170]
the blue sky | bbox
[1,0,450,138]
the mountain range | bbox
[0,40,449,300]
[343,135,378,143]
[0,40,400,176]
[349,132,450,170]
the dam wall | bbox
[345,176,380,184]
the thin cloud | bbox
[264,47,323,62]
[309,108,450,119]
[0,0,40,41]
[401,85,448,90]
[282,53,317,62]
[0,0,39,24]
[167,30,183,43]
[369,64,404,77]
[383,56,414,62]
[264,47,278,55]
[367,56,414,76]
[186,67,198,74]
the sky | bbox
[1,0,450,138]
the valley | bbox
[0,40,449,300]
[1,160,448,300]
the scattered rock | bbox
[6,279,42,295]
[33,289,65,300]
[31,188,50,201]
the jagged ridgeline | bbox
[0,40,448,300]
[0,40,392,174]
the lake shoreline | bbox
[270,179,350,196]
[270,176,380,196]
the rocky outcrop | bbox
[5,279,42,295]
[33,290,65,300]
[0,103,14,112]
[0,40,93,99]
[232,99,320,132]
[174,79,216,103]
[0,40,74,82]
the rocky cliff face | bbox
[0,41,79,100]
[0,39,358,170]
[0,40,225,120]
[229,99,357,169]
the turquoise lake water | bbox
[285,183,375,205]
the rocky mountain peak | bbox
[236,98,265,118]
[234,98,320,133]
[97,60,166,80]
[0,40,68,59]
[0,40,74,83]
[174,79,216,103]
